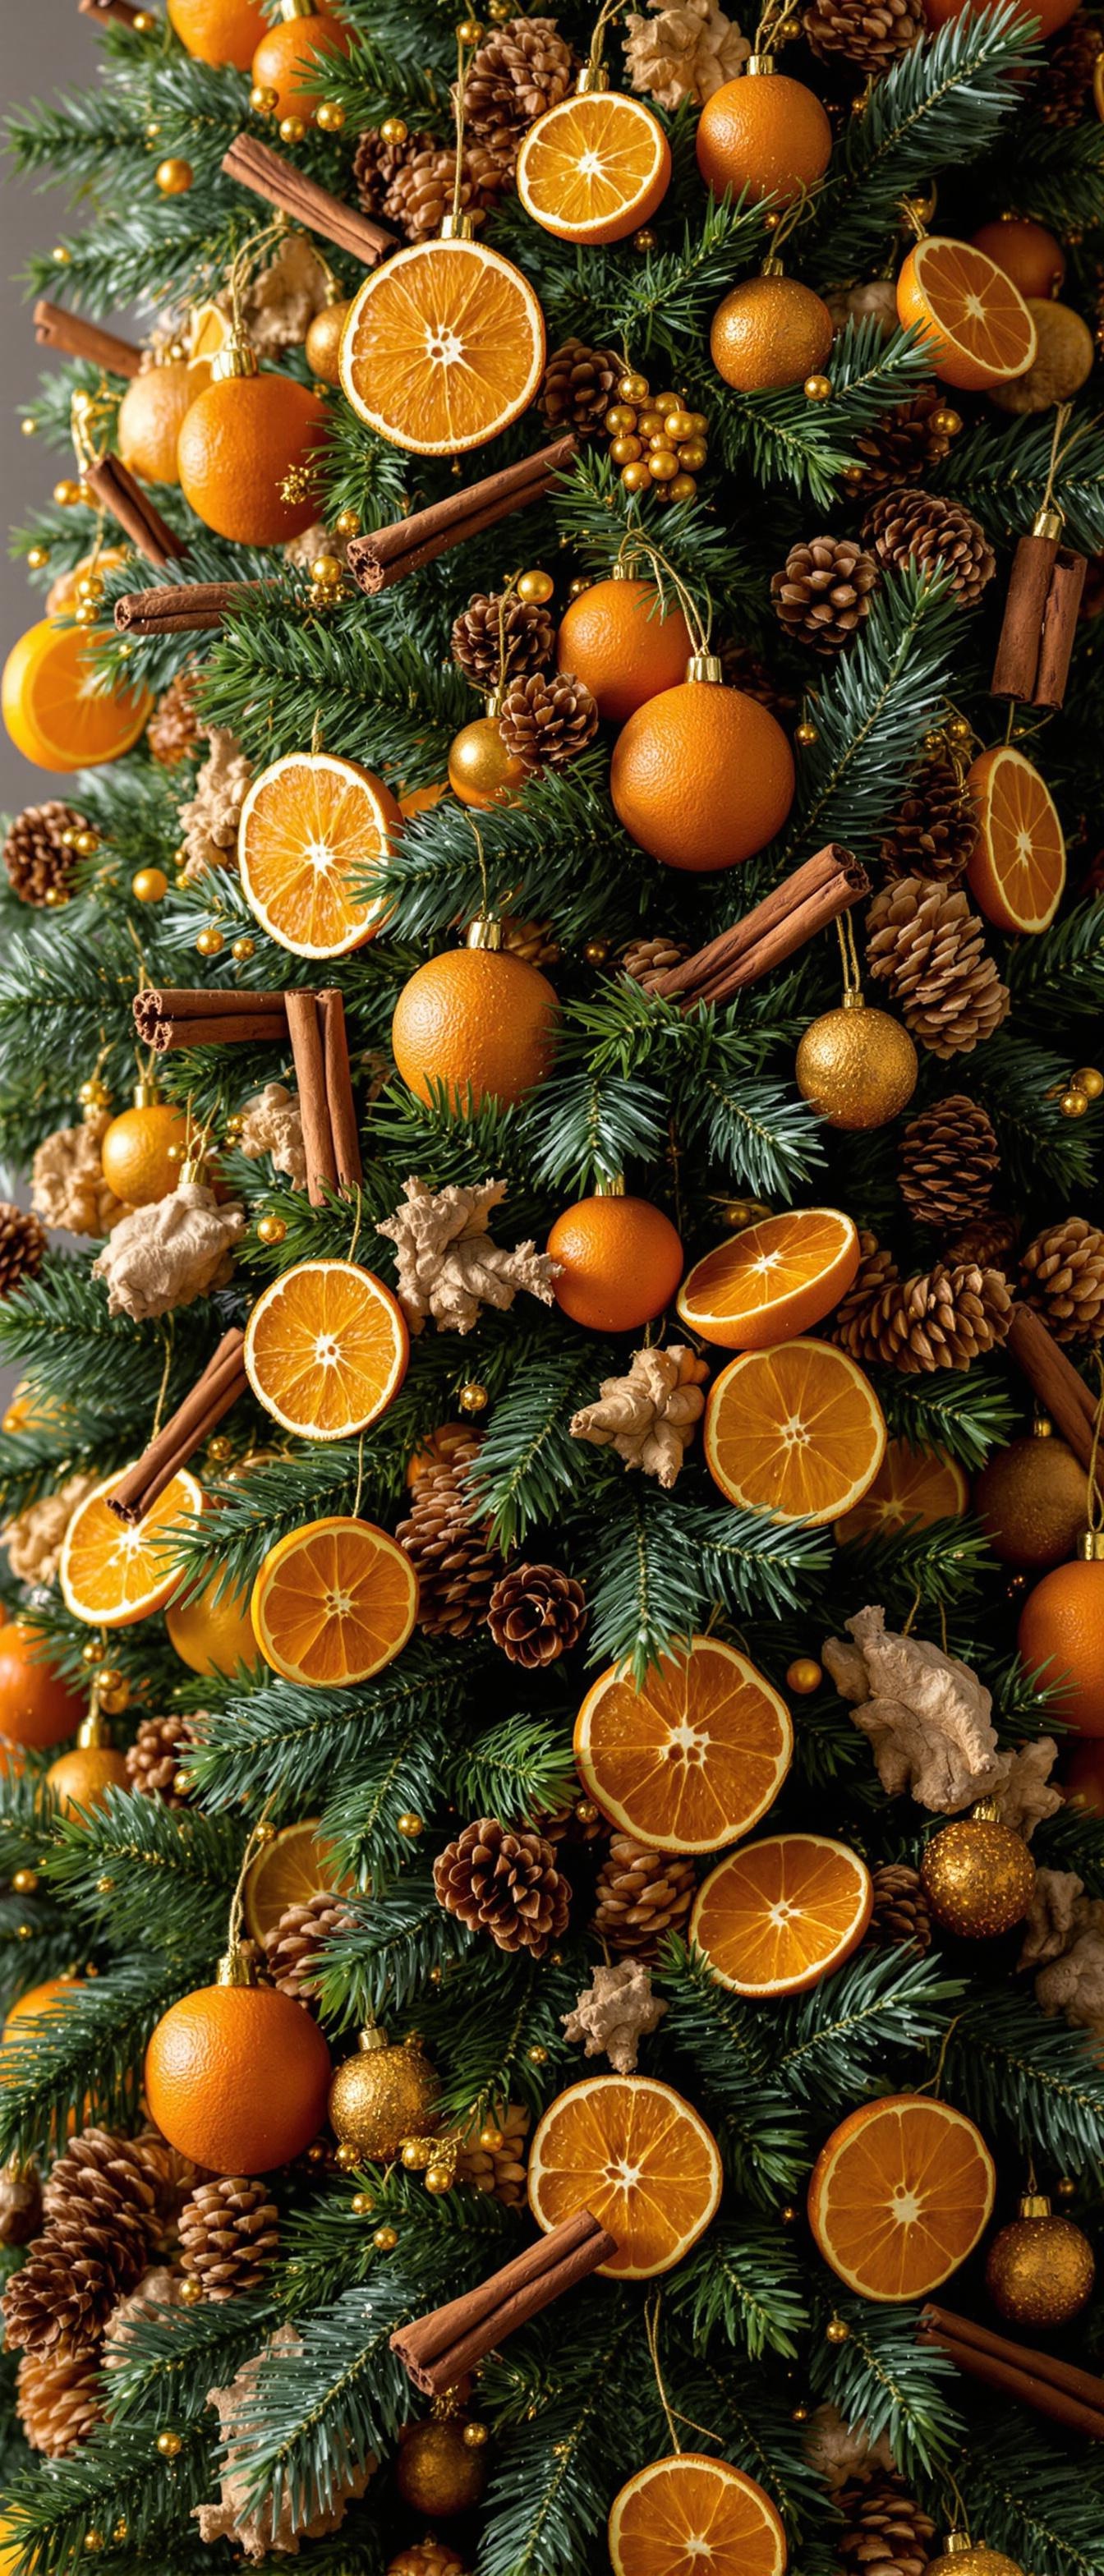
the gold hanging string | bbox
[754,0,803,50]
[226,214,288,343]
[1086,1360,1104,1537]
[225,1799,278,1964]
[149,1317,176,1446]
[1039,401,1074,525]
[468,816,491,919]
[834,907,862,997]
[353,1428,366,1520]
[450,24,483,228]
[586,0,625,81]
[644,2294,729,2453]
[608,526,711,654]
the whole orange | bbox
[251,11,351,115]
[167,1574,262,1677]
[0,1622,83,1750]
[1019,1557,1104,1736]
[610,678,794,872]
[547,1194,683,1332]
[45,1743,130,1818]
[117,361,195,486]
[391,947,559,1108]
[711,274,833,393]
[555,579,692,724]
[168,0,269,67]
[101,1102,190,1207]
[145,1980,333,2172]
[177,374,328,545]
[970,218,1065,303]
[696,72,832,205]
[926,0,1077,31]
[3,1977,83,2044]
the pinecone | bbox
[486,1561,587,1667]
[455,2100,530,2204]
[16,2346,104,2454]
[849,384,956,498]
[0,1203,47,1298]
[262,1889,355,2002]
[498,669,599,770]
[880,750,976,882]
[858,1260,1014,1374]
[383,140,504,242]
[462,17,576,169]
[803,0,922,75]
[862,486,996,609]
[0,2159,42,2247]
[146,668,200,768]
[619,932,690,991]
[538,338,623,437]
[836,2473,936,2576]
[866,1861,932,1953]
[125,1714,191,1805]
[3,802,85,907]
[898,1093,1000,1230]
[388,2546,467,2576]
[500,915,562,967]
[434,1816,571,1957]
[3,2129,168,2357]
[944,1211,1019,1269]
[1019,1216,1104,1345]
[178,2176,280,2301]
[352,124,409,209]
[1042,9,1102,123]
[591,1833,696,1957]
[830,1230,900,1364]
[866,875,1010,1058]
[395,1439,504,1638]
[770,535,880,653]
[451,590,554,689]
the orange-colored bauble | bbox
[696,71,832,205]
[100,1102,190,1208]
[3,1976,84,2047]
[145,1980,333,2174]
[177,374,328,545]
[925,0,1078,34]
[1019,1557,1104,1736]
[167,0,269,67]
[166,1575,262,1678]
[555,579,692,724]
[610,678,794,872]
[710,274,834,393]
[1065,1736,1104,1814]
[117,361,195,486]
[251,9,351,116]
[0,1622,83,1750]
[547,1194,684,1332]
[45,1743,130,1818]
[391,947,560,1109]
[970,218,1065,302]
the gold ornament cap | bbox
[747,51,776,70]
[280,0,319,14]
[216,1943,257,1988]
[439,213,476,241]
[576,62,610,89]
[209,338,259,383]
[466,915,503,951]
[1018,2191,1051,2217]
[1031,504,1063,542]
[685,651,723,683]
[1079,1529,1104,1559]
[132,1078,160,1109]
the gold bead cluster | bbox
[1057,1064,1103,1119]
[604,370,709,503]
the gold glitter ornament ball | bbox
[927,2545,1024,2576]
[920,1810,1035,1939]
[395,2418,487,2518]
[327,2025,440,2160]
[795,995,918,1129]
[984,2194,1095,2327]
[973,1428,1089,1571]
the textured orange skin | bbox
[177,375,329,545]
[167,1576,262,1677]
[0,1622,83,1750]
[117,361,195,486]
[970,219,1065,302]
[392,948,560,1109]
[168,0,269,68]
[547,1195,684,1333]
[696,72,831,204]
[1019,1559,1104,1736]
[710,275,833,393]
[555,581,692,724]
[251,12,351,115]
[3,1978,83,2040]
[45,1745,130,1818]
[611,681,794,872]
[145,1983,333,2173]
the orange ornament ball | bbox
[711,274,833,393]
[0,1622,83,1751]
[101,1102,190,1208]
[45,1742,130,1818]
[117,361,195,487]
[1019,1555,1104,1736]
[970,218,1065,303]
[697,71,831,205]
[177,372,328,545]
[251,9,351,117]
[392,946,559,1110]
[447,716,527,810]
[554,578,692,724]
[611,676,794,872]
[925,0,1078,34]
[166,1575,262,1678]
[3,1977,83,2046]
[547,1193,683,1332]
[167,0,269,67]
[145,1979,332,2173]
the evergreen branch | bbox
[313,1872,467,2026]
[669,2222,809,2361]
[943,1983,1104,2166]
[810,2296,965,2481]
[832,1515,996,1617]
[658,1942,812,2204]
[183,1650,463,1828]
[370,753,646,945]
[936,409,1104,556]
[449,1713,578,1828]
[771,1944,962,2105]
[463,1345,606,1553]
[43,1789,244,1958]
[199,595,470,784]
[879,1369,1021,1471]
[953,2405,1104,2576]
[476,2296,647,2576]
[0,1954,191,2168]
[2,2420,212,2575]
[778,566,962,872]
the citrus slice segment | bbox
[187,298,233,389]
[609,2455,787,2576]
[250,1515,418,1686]
[238,752,402,958]
[242,1816,352,1943]
[705,1340,886,1525]
[528,2073,722,2279]
[517,92,671,245]
[677,1208,859,1350]
[244,1260,409,1440]
[964,743,1065,935]
[692,1833,872,1997]
[2,616,154,772]
[835,1438,967,1547]
[59,1468,204,1628]
[896,236,1036,392]
[807,2092,996,2300]
[573,1636,792,1854]
[339,236,545,456]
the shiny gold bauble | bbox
[786,1657,822,1695]
[155,158,193,195]
[327,2027,440,2160]
[795,996,918,1130]
[447,715,527,810]
[156,2428,183,2459]
[101,1101,190,1208]
[395,2418,487,2518]
[974,1428,1089,1571]
[305,301,351,385]
[334,507,361,540]
[458,1379,489,1414]
[717,1196,773,1230]
[380,116,408,144]
[927,2542,1024,2576]
[231,935,255,963]
[196,925,224,957]
[518,567,554,603]
[45,1742,130,1819]
[131,867,168,904]
[1060,1085,1089,1118]
[315,99,345,131]
[255,1212,288,1247]
[984,2195,1095,2327]
[1073,1065,1103,1099]
[919,1811,1035,1939]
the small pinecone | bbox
[451,590,554,689]
[944,1210,1019,1269]
[803,0,921,72]
[0,1203,47,1298]
[4,2129,166,2357]
[770,535,879,654]
[862,486,996,609]
[538,338,623,437]
[353,125,409,210]
[16,2347,104,2455]
[383,139,504,242]
[125,1714,190,1806]
[866,875,1010,1058]
[388,2545,467,2576]
[898,1093,1000,1230]
[486,1562,586,1667]
[859,1260,1014,1374]
[849,384,956,498]
[880,750,975,883]
[455,2100,531,2204]
[1042,9,1102,123]
[178,2175,280,2301]
[0,2160,43,2247]
[498,669,599,770]
[619,933,690,992]
[146,668,200,768]
[434,1816,571,1957]
[1019,1217,1104,1346]
[830,1230,900,1365]
[262,1889,355,2002]
[866,1861,932,1953]
[395,1439,504,1638]
[591,1833,696,1958]
[3,802,85,907]
[836,2473,936,2576]
[463,17,576,169]
[500,916,561,967]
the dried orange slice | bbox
[692,1833,872,1997]
[59,1468,204,1628]
[339,237,545,456]
[528,2074,722,2279]
[187,298,233,389]
[896,237,1036,392]
[238,752,402,959]
[2,616,154,773]
[835,1437,967,1547]
[251,1515,417,1686]
[242,1816,352,1943]
[807,2093,996,2300]
[573,1636,792,1854]
[609,2455,787,2576]
[677,1209,858,1350]
[244,1260,408,1441]
[964,744,1065,935]
[705,1340,886,1526]
[517,92,671,245]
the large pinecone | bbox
[848,385,956,497]
[434,1816,571,1957]
[855,1260,1014,1374]
[178,2176,280,2301]
[0,2160,43,2248]
[395,1439,503,1638]
[619,932,690,991]
[803,0,922,74]
[770,535,879,653]
[262,1889,355,2003]
[830,1230,900,1363]
[125,1713,191,1806]
[898,1093,1000,1230]
[0,1203,47,1299]
[462,17,576,169]
[1041,9,1102,123]
[836,2473,936,2576]
[1019,1217,1104,1345]
[3,801,86,908]
[455,2100,530,2204]
[591,1833,696,1957]
[866,1861,932,1953]
[384,140,504,242]
[880,749,976,882]
[487,1562,586,1667]
[866,875,1010,1058]
[16,2346,104,2455]
[862,486,996,609]
[147,669,200,769]
[3,2129,168,2356]
[451,590,554,689]
[499,670,599,770]
[539,338,623,437]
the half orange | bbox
[705,1340,886,1525]
[2,617,154,772]
[964,744,1065,935]
[238,752,402,958]
[250,1515,418,1686]
[807,2092,996,2300]
[609,2456,787,2576]
[896,237,1036,392]
[517,92,671,245]
[835,1437,967,1547]
[243,1817,352,1943]
[677,1209,859,1350]
[692,1834,872,1997]
[59,1468,204,1627]
[528,2073,722,2279]
[573,1636,792,1854]
[244,1260,409,1440]
[339,237,545,456]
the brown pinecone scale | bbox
[539,338,623,436]
[867,1861,933,1953]
[0,1203,47,1299]
[897,1093,1000,1230]
[837,2473,936,2576]
[0,2160,43,2247]
[619,932,690,991]
[862,486,996,608]
[463,17,576,168]
[3,802,86,906]
[881,748,976,882]
[435,1816,570,1957]
[16,2346,104,2455]
[857,1259,1014,1374]
[486,1562,587,1667]
[831,1230,900,1362]
[848,385,957,498]
[262,1889,354,2002]
[498,670,599,770]
[944,1211,1019,1269]
[147,669,200,769]
[771,535,880,653]
[395,1437,503,1638]
[178,2175,280,2300]
[591,1833,695,1957]
[384,140,504,242]
[866,875,1010,1058]
[804,0,922,71]
[451,590,554,689]
[125,1713,191,1805]
[1019,1217,1104,1345]
[2,2129,169,2357]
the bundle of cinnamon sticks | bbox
[108,1331,247,1525]
[285,990,361,1203]
[991,528,1086,712]
[647,844,870,1010]
[82,457,184,571]
[133,989,290,1053]
[920,2303,1104,2440]
[390,2208,617,2394]
[346,436,578,595]
[1006,1304,1098,1478]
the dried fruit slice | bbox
[705,1339,886,1526]
[835,1438,967,1546]
[807,2092,996,2300]
[896,237,1037,392]
[242,1815,351,1942]
[59,1468,204,1628]
[187,298,233,389]
[609,2454,787,2576]
[339,237,545,456]
[2,617,154,773]
[250,1515,418,1686]
[692,1833,872,1997]
[677,1208,859,1350]
[573,1636,792,1854]
[517,92,671,246]
[244,1259,408,1440]
[964,744,1065,935]
[238,752,402,958]
[528,2073,722,2278]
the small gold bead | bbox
[53,478,82,508]
[527,2043,549,2064]
[666,473,697,503]
[762,209,781,230]
[315,99,346,131]
[931,407,963,436]
[792,2402,811,2424]
[155,158,193,196]
[1074,1066,1103,1099]
[53,246,72,265]
[946,714,972,744]
[457,17,485,39]
[677,439,708,472]
[81,1637,102,1663]
[145,119,162,138]
[428,1964,444,1985]
[177,2273,203,2305]
[373,2224,398,2250]
[794,719,818,747]
[231,935,256,962]
[44,885,69,908]
[786,1657,822,1696]
[518,567,554,604]
[402,2139,430,2169]
[633,226,657,253]
[351,2190,375,2214]
[156,2428,183,2459]
[334,507,361,539]
[250,83,279,113]
[380,116,408,145]
[279,116,307,144]
[96,1875,115,1895]
[25,542,48,568]
[112,2520,130,2546]
[462,2420,489,2447]
[207,1433,233,1465]
[803,373,832,402]
[826,2315,850,2344]
[132,7,156,26]
[72,600,99,628]
[397,1811,425,1838]
[567,575,591,599]
[131,866,168,904]
[335,2141,360,2171]
[21,420,40,440]
[622,460,652,493]
[583,936,610,965]
[1056,2174,1078,2200]
[575,1796,599,1824]
[306,2139,327,2165]
[310,553,343,587]
[424,2163,453,2193]
[196,925,224,957]
[12,1868,39,1896]
[1060,1086,1089,1118]
[83,2535,103,2556]
[255,1212,288,1247]
[619,371,650,403]
[610,435,643,466]
[16,1923,33,1941]
[175,870,190,891]
[96,1664,124,1693]
[780,2204,798,2224]
[458,1380,488,1414]
[73,830,99,858]
[479,2121,505,2150]
[172,1769,191,1798]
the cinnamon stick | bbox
[1034,550,1087,710]
[319,991,362,1192]
[1006,1304,1097,1476]
[286,992,338,1204]
[34,300,141,380]
[78,0,145,22]
[108,1330,247,1523]
[222,134,393,268]
[649,846,869,1010]
[919,2306,1104,2441]
[390,2208,618,2394]
[81,457,184,569]
[991,532,1060,702]
[115,581,263,636]
[134,990,289,1052]
[347,436,580,594]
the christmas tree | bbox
[2,0,1104,2569]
